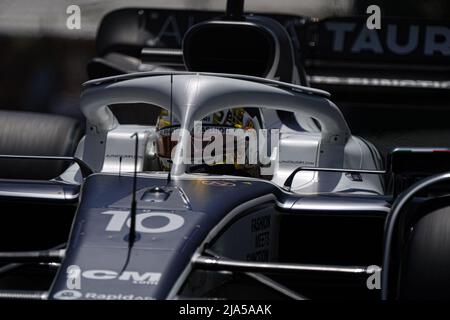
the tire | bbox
[400,205,450,299]
[0,110,83,180]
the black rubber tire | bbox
[0,110,83,180]
[400,205,450,299]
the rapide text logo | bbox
[53,290,154,300]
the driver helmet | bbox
[155,107,262,176]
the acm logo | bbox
[54,265,162,299]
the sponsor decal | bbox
[53,289,83,300]
[201,180,236,187]
[81,269,161,285]
[105,154,143,159]
[309,75,450,89]
[345,172,363,182]
[53,290,154,300]
[60,265,161,290]
[321,20,450,59]
[247,215,272,261]
[83,292,154,300]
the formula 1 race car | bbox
[1,1,450,300]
